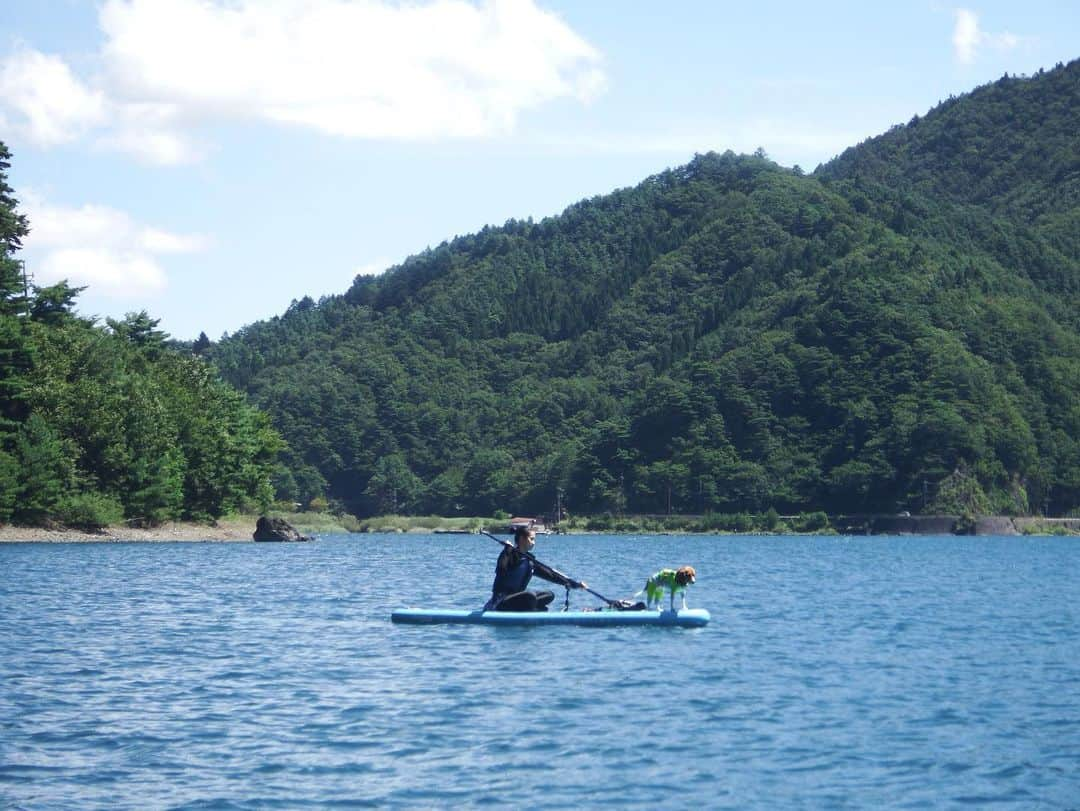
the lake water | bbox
[1,533,1078,809]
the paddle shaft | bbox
[480,530,621,607]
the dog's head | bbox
[675,566,696,587]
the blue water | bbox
[2,534,1078,809]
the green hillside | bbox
[211,60,1080,520]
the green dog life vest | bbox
[644,568,686,602]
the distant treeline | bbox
[207,61,1080,520]
[0,143,281,529]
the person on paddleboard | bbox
[485,526,586,611]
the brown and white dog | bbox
[641,566,697,611]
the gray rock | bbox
[253,516,313,542]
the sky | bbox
[1,1,1077,341]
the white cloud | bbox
[952,8,1020,65]
[96,127,202,166]
[0,46,107,147]
[138,227,209,254]
[21,192,207,298]
[96,101,207,165]
[38,249,169,296]
[0,0,605,163]
[0,45,201,164]
[99,0,604,139]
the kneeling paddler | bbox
[485,526,586,611]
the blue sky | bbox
[2,1,1076,341]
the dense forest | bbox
[0,144,281,528]
[207,60,1080,520]
[4,61,1077,528]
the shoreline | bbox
[3,515,1077,543]
[0,519,258,543]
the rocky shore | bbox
[0,518,257,543]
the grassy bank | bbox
[348,511,834,535]
[560,511,834,535]
[273,510,363,535]
[352,512,1080,536]
[354,515,490,533]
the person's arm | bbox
[496,546,516,572]
[532,560,583,589]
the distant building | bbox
[508,516,552,534]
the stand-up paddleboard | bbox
[391,607,710,627]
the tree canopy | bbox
[0,144,283,527]
[209,61,1080,519]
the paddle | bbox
[480,529,633,609]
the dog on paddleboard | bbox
[640,566,696,611]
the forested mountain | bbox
[211,60,1080,520]
[0,143,281,528]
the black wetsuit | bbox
[485,545,568,611]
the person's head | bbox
[514,526,536,552]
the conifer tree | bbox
[0,142,32,448]
[0,143,30,316]
[12,414,71,523]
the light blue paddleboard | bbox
[391,607,710,627]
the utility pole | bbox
[19,259,31,317]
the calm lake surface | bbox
[2,533,1078,809]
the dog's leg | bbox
[645,580,661,610]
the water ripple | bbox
[2,535,1079,808]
